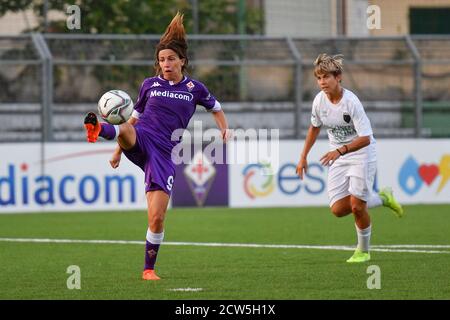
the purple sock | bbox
[144,241,160,270]
[99,123,117,140]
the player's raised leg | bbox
[367,191,383,208]
[379,187,404,218]
[142,190,170,281]
[367,186,404,218]
[84,112,119,142]
[116,121,136,150]
[84,112,102,142]
[83,112,136,150]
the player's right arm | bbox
[110,116,139,169]
[110,79,148,169]
[296,95,322,179]
[296,125,321,179]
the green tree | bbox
[0,0,33,15]
[198,0,262,34]
[0,1,264,102]
[32,0,189,34]
[1,0,263,35]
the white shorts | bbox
[328,161,377,207]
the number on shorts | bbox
[166,175,174,191]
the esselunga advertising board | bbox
[229,139,450,208]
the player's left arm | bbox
[321,99,372,166]
[320,135,370,166]
[211,109,230,143]
[338,135,370,154]
[198,82,230,142]
[346,96,372,151]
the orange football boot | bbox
[142,269,161,281]
[84,112,101,143]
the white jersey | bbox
[311,88,376,163]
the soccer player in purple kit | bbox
[84,13,229,280]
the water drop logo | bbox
[399,157,422,196]
[399,154,450,195]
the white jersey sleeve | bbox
[311,94,322,128]
[349,95,373,137]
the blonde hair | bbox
[314,53,344,77]
[154,12,188,75]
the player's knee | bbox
[149,211,165,230]
[330,206,340,217]
[118,122,132,137]
[331,206,347,217]
[149,220,164,232]
[351,203,366,215]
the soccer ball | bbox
[97,90,134,125]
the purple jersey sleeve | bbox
[134,79,150,114]
[196,82,217,111]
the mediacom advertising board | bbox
[0,143,148,213]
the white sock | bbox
[355,224,371,252]
[113,125,120,139]
[367,192,383,208]
[146,229,164,244]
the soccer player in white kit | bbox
[296,53,404,263]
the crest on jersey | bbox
[343,112,351,123]
[184,151,216,206]
[186,81,195,92]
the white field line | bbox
[0,237,449,254]
[168,288,203,292]
[372,244,450,249]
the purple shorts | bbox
[122,127,175,195]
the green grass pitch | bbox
[0,205,449,299]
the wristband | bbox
[336,148,343,156]
[343,145,349,154]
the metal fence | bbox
[1,33,449,142]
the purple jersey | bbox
[133,76,217,153]
[122,76,218,196]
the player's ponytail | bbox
[159,12,187,46]
[154,12,189,75]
